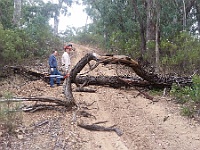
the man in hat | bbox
[62,44,73,93]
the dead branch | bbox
[64,53,98,104]
[22,104,67,112]
[95,54,193,87]
[0,97,67,105]
[0,97,74,112]
[79,61,100,75]
[33,120,49,128]
[75,75,152,88]
[135,88,154,100]
[77,122,123,136]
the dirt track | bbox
[1,43,200,150]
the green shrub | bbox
[0,92,22,133]
[160,32,200,74]
[180,106,194,117]
[170,75,200,116]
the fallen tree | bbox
[2,53,193,107]
[66,53,193,104]
[1,53,194,135]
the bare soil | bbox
[1,43,200,150]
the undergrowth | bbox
[0,91,22,134]
[170,75,200,117]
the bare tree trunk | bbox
[53,0,63,34]
[182,0,186,31]
[146,0,156,42]
[13,0,22,27]
[54,16,59,34]
[132,0,146,55]
[155,1,160,73]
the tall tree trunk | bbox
[53,0,63,34]
[182,0,186,31]
[54,16,59,34]
[155,1,160,73]
[146,0,156,42]
[132,0,146,55]
[13,0,21,27]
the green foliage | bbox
[146,41,156,51]
[82,0,200,76]
[0,0,64,65]
[170,83,191,104]
[0,25,24,63]
[76,31,104,47]
[160,32,200,74]
[73,25,104,47]
[0,23,61,65]
[82,0,137,52]
[149,89,163,96]
[180,106,194,117]
[0,0,13,29]
[0,92,22,133]
[109,28,141,57]
[170,75,200,116]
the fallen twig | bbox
[0,97,74,112]
[78,110,96,119]
[34,120,49,127]
[77,123,123,136]
[135,88,154,101]
[0,97,68,106]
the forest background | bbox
[1,0,200,116]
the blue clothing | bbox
[49,53,61,87]
[49,54,58,68]
[49,68,62,87]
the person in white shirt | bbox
[62,44,72,93]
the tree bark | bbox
[94,54,192,87]
[146,0,156,42]
[155,1,160,73]
[132,0,146,54]
[182,0,187,31]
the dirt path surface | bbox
[1,43,200,150]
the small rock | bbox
[17,134,23,140]
[15,129,20,133]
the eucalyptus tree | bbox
[83,0,135,52]
[21,0,62,55]
[50,0,73,34]
[82,0,200,74]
